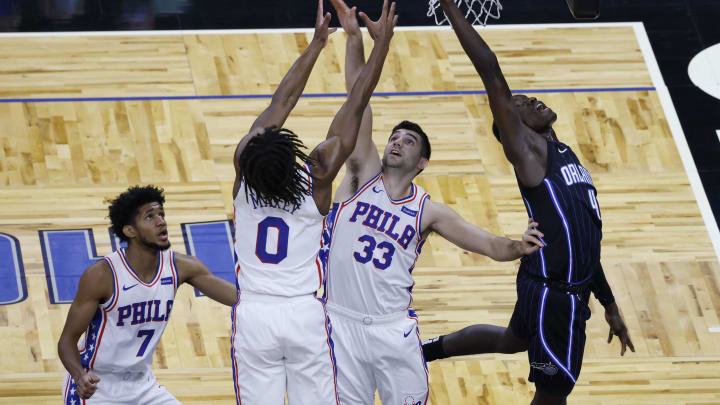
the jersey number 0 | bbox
[256,217,289,264]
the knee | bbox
[496,339,525,354]
[496,328,527,354]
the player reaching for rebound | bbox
[58,185,238,404]
[322,1,545,403]
[230,0,396,404]
[421,1,635,404]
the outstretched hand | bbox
[313,0,338,48]
[605,302,635,356]
[520,218,545,255]
[330,0,361,36]
[358,0,398,42]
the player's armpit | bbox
[58,260,113,383]
[175,253,237,306]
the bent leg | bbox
[423,301,529,361]
[443,323,527,357]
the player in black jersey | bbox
[421,1,635,404]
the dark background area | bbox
[1,0,718,230]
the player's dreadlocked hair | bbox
[237,126,314,207]
[108,185,165,242]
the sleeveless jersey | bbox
[518,140,602,283]
[233,164,324,297]
[322,173,430,315]
[79,248,178,373]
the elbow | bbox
[222,285,239,307]
[495,238,522,262]
[493,252,514,262]
[486,51,499,69]
[337,139,358,162]
[273,94,299,113]
[57,334,71,358]
[477,52,501,77]
[489,51,499,67]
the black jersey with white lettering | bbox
[517,140,602,283]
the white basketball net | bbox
[427,0,503,26]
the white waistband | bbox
[325,302,410,325]
[239,291,316,303]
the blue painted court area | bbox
[39,229,104,304]
[0,233,27,305]
[37,224,235,304]
[181,221,236,296]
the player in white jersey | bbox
[323,1,546,403]
[230,1,396,404]
[58,185,237,404]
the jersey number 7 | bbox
[136,329,155,357]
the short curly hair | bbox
[108,185,165,242]
[391,120,431,160]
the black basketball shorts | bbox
[509,271,591,397]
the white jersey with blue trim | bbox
[323,173,430,315]
[233,164,324,297]
[80,248,178,373]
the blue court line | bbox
[0,87,656,103]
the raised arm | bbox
[330,0,382,201]
[57,261,113,401]
[233,0,335,198]
[439,0,546,186]
[423,200,544,261]
[309,0,397,214]
[175,253,237,306]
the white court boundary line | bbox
[0,21,641,38]
[633,22,720,262]
[0,22,717,261]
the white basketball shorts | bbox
[62,368,180,405]
[231,292,340,405]
[326,303,429,405]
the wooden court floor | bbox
[1,26,719,404]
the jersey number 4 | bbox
[588,190,601,221]
[256,217,290,264]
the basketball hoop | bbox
[427,0,503,26]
